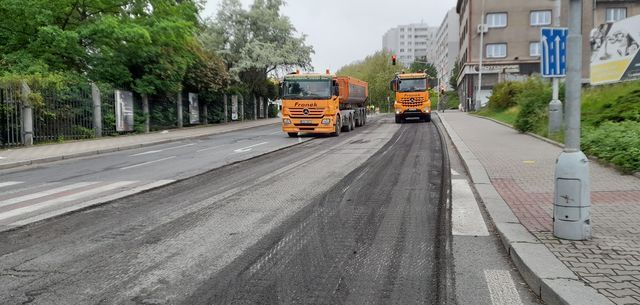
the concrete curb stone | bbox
[436,112,614,305]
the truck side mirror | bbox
[278,83,284,98]
[333,85,339,96]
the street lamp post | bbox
[553,0,591,241]
[476,0,486,111]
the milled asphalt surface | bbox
[2,115,450,304]
[0,113,550,304]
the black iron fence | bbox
[0,83,23,147]
[0,81,271,148]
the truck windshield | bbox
[398,78,428,92]
[283,80,331,100]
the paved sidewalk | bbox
[0,119,279,170]
[441,112,640,305]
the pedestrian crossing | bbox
[0,180,174,227]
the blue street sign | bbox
[541,27,568,78]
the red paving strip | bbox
[492,178,640,233]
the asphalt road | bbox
[0,122,315,230]
[0,114,543,304]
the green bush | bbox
[582,121,640,173]
[583,89,640,127]
[487,81,523,110]
[513,77,552,133]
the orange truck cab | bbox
[280,72,368,137]
[391,72,432,123]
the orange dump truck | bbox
[390,72,432,123]
[280,72,368,137]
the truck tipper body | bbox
[391,72,432,123]
[280,72,368,137]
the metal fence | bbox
[0,83,23,147]
[1,81,271,148]
[33,83,94,143]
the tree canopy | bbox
[0,0,227,95]
[336,51,404,110]
[203,0,313,96]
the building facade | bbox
[455,0,599,110]
[435,8,460,91]
[382,23,438,67]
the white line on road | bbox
[0,181,23,189]
[196,146,220,153]
[120,156,176,170]
[452,179,490,236]
[451,169,460,176]
[130,143,195,157]
[484,270,524,305]
[0,181,137,221]
[0,182,98,208]
[234,142,268,153]
[9,180,175,227]
[130,150,162,157]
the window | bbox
[400,49,405,52]
[530,10,551,26]
[408,48,412,52]
[486,13,507,28]
[606,8,627,22]
[407,42,412,45]
[529,42,541,57]
[400,42,405,46]
[486,43,507,58]
[400,35,405,39]
[400,28,405,32]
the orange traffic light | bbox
[392,55,397,66]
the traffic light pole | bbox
[553,0,591,241]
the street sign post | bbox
[541,27,568,135]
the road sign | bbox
[541,27,568,78]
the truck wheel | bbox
[287,132,298,137]
[332,117,341,136]
[362,114,366,126]
[350,117,355,131]
[395,115,401,124]
[425,114,432,122]
[341,116,350,132]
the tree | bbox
[409,57,437,78]
[336,51,404,111]
[449,61,461,91]
[204,0,313,96]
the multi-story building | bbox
[382,23,438,67]
[435,8,460,91]
[455,0,640,110]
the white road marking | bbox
[196,146,220,153]
[0,181,137,221]
[130,143,195,157]
[451,169,460,176]
[0,181,23,189]
[130,150,162,157]
[9,180,175,226]
[120,156,176,170]
[484,270,524,305]
[234,142,268,153]
[0,182,98,208]
[452,179,490,236]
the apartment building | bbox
[382,23,438,67]
[593,0,640,25]
[434,8,460,90]
[455,0,598,110]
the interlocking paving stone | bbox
[442,112,640,304]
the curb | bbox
[0,120,280,171]
[436,113,613,305]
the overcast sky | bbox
[202,0,457,73]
